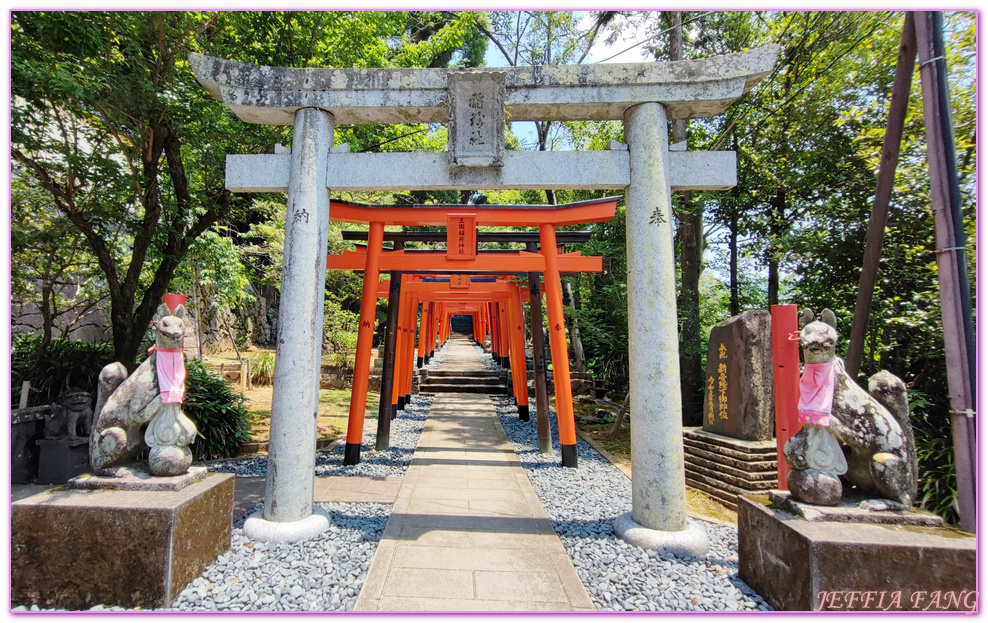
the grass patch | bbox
[204,349,377,443]
[240,384,380,442]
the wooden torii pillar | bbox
[192,47,778,553]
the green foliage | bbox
[11,172,106,343]
[172,229,253,310]
[249,352,276,386]
[11,335,115,409]
[184,358,252,461]
[326,308,359,370]
[909,390,959,525]
[11,11,283,369]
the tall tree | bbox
[12,12,243,370]
[664,11,704,426]
[11,10,484,370]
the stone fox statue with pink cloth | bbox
[89,303,198,477]
[783,309,918,507]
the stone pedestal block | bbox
[683,427,777,509]
[36,437,90,484]
[738,495,976,611]
[702,310,774,441]
[12,473,234,610]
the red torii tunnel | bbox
[325,197,618,468]
[371,276,534,421]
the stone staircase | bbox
[682,427,778,510]
[417,369,510,395]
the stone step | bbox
[685,467,777,496]
[686,478,741,511]
[683,443,778,473]
[682,436,777,463]
[684,452,778,482]
[683,426,777,454]
[418,384,508,394]
[421,377,506,387]
[422,370,507,378]
[684,457,778,490]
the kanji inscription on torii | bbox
[447,71,505,168]
[446,213,477,260]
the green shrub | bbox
[11,335,114,408]
[184,358,252,461]
[327,328,357,369]
[909,390,959,525]
[250,352,276,386]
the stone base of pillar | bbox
[517,405,529,421]
[243,506,330,544]
[613,512,709,557]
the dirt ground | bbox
[203,348,378,443]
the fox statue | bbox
[783,309,917,507]
[90,302,198,477]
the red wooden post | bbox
[401,295,418,405]
[540,224,578,468]
[416,297,429,369]
[428,302,438,358]
[499,302,510,368]
[508,286,530,420]
[343,222,385,465]
[771,304,800,490]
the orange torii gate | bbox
[325,197,617,467]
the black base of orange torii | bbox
[325,197,619,468]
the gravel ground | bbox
[13,370,438,612]
[13,340,770,613]
[169,502,390,611]
[11,501,390,613]
[491,395,772,612]
[203,395,433,479]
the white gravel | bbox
[204,395,433,481]
[170,502,390,611]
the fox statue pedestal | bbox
[11,471,233,610]
[738,493,976,612]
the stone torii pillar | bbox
[612,102,706,555]
[241,108,334,542]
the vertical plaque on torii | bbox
[447,71,506,168]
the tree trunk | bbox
[730,209,739,316]
[668,10,703,426]
[564,280,586,373]
[767,190,785,306]
[677,197,703,426]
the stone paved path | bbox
[354,339,593,612]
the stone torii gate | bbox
[191,47,778,552]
